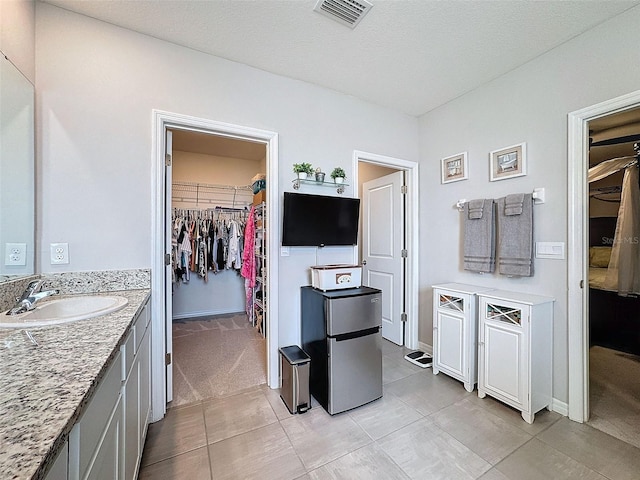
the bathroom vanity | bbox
[0,287,151,480]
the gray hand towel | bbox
[468,199,485,219]
[504,193,525,216]
[463,199,495,273]
[497,193,533,276]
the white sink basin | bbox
[0,295,128,328]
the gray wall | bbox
[35,3,419,349]
[417,5,640,403]
[0,0,35,82]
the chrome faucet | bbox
[7,280,60,315]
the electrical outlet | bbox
[50,243,69,264]
[5,243,27,266]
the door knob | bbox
[362,260,367,265]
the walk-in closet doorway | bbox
[151,111,279,421]
[567,90,640,425]
[169,129,267,407]
[584,108,640,448]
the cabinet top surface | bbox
[479,289,555,305]
[433,283,495,295]
[302,285,381,298]
[0,289,151,480]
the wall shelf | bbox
[292,178,348,194]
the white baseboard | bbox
[551,398,568,416]
[417,341,433,356]
[172,309,244,320]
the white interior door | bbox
[362,171,405,345]
[164,129,173,403]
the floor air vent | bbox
[313,0,373,29]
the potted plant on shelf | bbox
[330,167,346,184]
[293,162,314,180]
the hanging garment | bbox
[226,219,243,269]
[241,206,257,288]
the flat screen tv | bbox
[282,192,360,247]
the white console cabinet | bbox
[432,283,493,392]
[477,290,554,424]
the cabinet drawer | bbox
[121,329,135,381]
[134,303,150,351]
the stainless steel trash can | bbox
[279,345,311,414]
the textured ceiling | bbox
[43,0,639,117]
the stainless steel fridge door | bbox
[328,331,383,414]
[326,292,382,336]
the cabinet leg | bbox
[477,390,486,399]
[464,382,474,393]
[433,367,439,375]
[521,411,534,424]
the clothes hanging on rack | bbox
[171,207,249,285]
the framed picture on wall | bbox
[490,142,526,181]
[441,152,468,184]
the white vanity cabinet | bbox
[477,290,554,424]
[121,301,152,480]
[432,283,493,392]
[64,298,151,480]
[68,349,123,480]
[44,440,68,480]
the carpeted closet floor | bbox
[170,313,266,407]
[589,346,640,449]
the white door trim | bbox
[567,90,640,423]
[352,150,419,350]
[151,109,279,422]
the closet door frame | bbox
[567,89,640,423]
[151,110,279,422]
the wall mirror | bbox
[0,53,35,281]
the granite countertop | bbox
[0,288,151,480]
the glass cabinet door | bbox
[438,294,464,313]
[486,302,522,326]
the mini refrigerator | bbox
[301,286,383,415]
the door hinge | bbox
[401,185,408,194]
[401,312,407,322]
[165,253,171,266]
[165,154,172,167]
[165,353,172,365]
[401,249,408,258]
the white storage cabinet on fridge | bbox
[432,283,493,392]
[477,290,554,424]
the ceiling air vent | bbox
[313,0,373,29]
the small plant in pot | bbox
[314,167,326,183]
[293,162,314,180]
[330,167,346,184]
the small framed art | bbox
[441,152,468,184]
[490,142,526,181]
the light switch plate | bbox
[535,241,565,259]
[5,243,27,266]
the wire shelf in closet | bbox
[172,181,253,209]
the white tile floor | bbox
[139,341,640,480]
